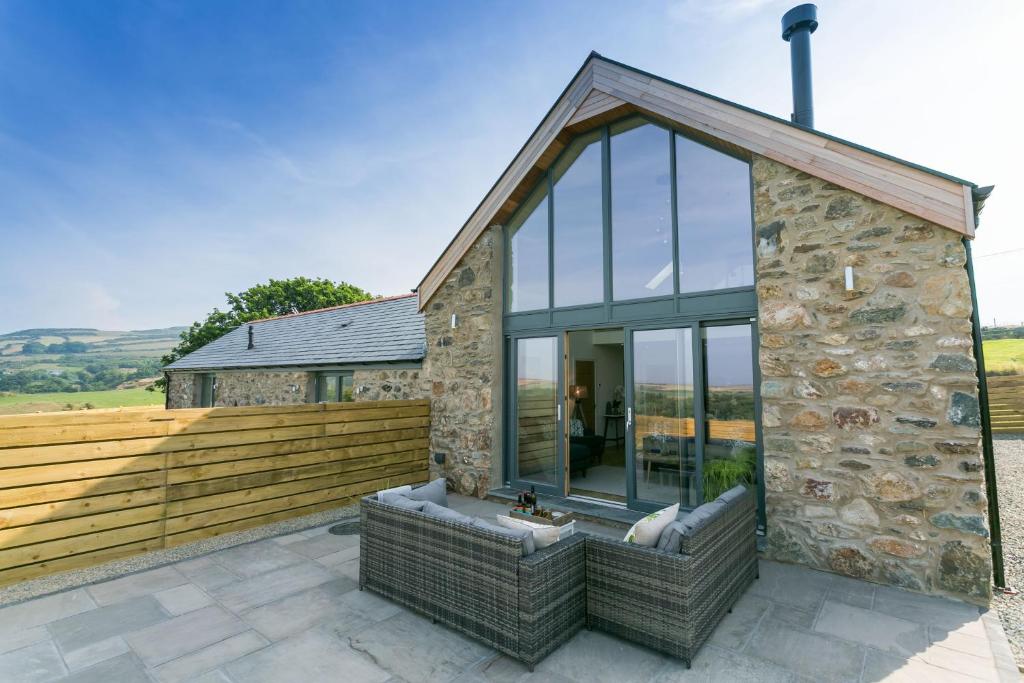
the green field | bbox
[0,388,163,415]
[983,339,1024,376]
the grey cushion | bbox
[472,518,536,556]
[716,485,749,507]
[407,478,448,507]
[421,501,472,524]
[380,492,428,512]
[656,499,727,554]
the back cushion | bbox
[380,492,428,512]
[407,478,448,507]
[376,484,412,502]
[421,501,473,525]
[472,518,535,556]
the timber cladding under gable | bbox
[416,53,978,310]
[0,401,430,586]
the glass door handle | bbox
[557,403,562,422]
[626,407,632,430]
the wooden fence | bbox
[0,400,429,586]
[989,375,1024,434]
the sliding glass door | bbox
[626,321,757,512]
[510,335,565,495]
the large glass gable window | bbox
[611,120,673,300]
[552,132,603,308]
[505,116,753,313]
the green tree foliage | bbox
[0,359,162,394]
[20,341,46,354]
[153,277,374,391]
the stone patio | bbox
[0,495,1017,683]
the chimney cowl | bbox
[781,3,818,41]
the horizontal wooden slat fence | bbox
[988,375,1024,434]
[0,400,430,586]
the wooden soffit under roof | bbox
[417,53,979,310]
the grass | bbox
[0,387,163,415]
[983,339,1024,376]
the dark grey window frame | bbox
[316,370,354,403]
[503,113,756,328]
[501,114,765,529]
[198,373,216,408]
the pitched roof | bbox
[417,52,984,310]
[165,294,425,372]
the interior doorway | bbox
[566,328,626,503]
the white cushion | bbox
[376,485,412,502]
[623,503,680,547]
[496,514,561,549]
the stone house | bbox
[164,294,427,408]
[410,52,997,603]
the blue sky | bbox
[1,0,1020,332]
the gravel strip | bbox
[0,503,357,608]
[992,435,1024,670]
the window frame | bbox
[316,371,354,403]
[503,114,755,327]
[198,373,216,408]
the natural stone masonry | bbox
[167,368,426,408]
[421,226,503,497]
[753,155,991,603]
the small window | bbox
[198,374,216,408]
[317,372,354,402]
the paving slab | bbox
[0,640,66,683]
[745,616,865,682]
[535,629,670,683]
[282,532,359,559]
[174,557,240,592]
[706,593,770,651]
[318,587,404,640]
[123,604,248,667]
[815,599,929,657]
[61,652,150,683]
[873,585,982,630]
[62,635,130,672]
[211,540,307,578]
[0,625,48,656]
[862,648,989,683]
[0,588,95,638]
[346,610,493,683]
[85,566,187,606]
[210,561,338,613]
[241,578,360,641]
[315,545,361,567]
[225,628,391,683]
[151,630,268,683]
[653,644,795,682]
[48,595,168,653]
[154,583,214,615]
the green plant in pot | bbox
[702,444,756,500]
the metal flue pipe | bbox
[782,4,819,128]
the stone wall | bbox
[352,368,427,401]
[165,373,196,409]
[421,226,503,497]
[753,155,991,602]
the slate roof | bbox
[165,294,425,371]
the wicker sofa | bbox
[584,485,758,666]
[359,490,587,669]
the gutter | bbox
[964,235,1005,589]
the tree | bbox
[152,277,373,392]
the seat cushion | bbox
[472,518,535,556]
[376,484,413,502]
[495,515,561,549]
[623,503,679,547]
[380,492,429,512]
[406,478,448,507]
[421,501,472,524]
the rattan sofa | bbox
[584,486,758,667]
[359,492,587,669]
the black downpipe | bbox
[163,372,170,410]
[964,237,1005,588]
[782,4,819,128]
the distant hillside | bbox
[0,327,186,394]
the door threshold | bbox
[567,494,627,509]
